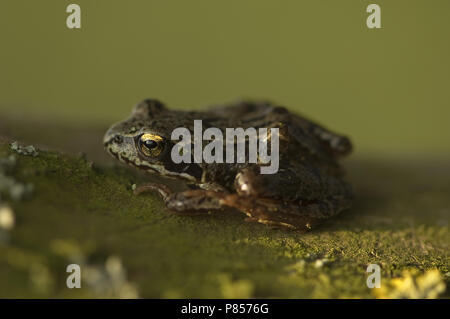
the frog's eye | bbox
[138,133,165,157]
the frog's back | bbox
[207,100,352,171]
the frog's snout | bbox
[103,133,123,147]
[103,126,138,164]
[103,126,123,147]
[103,130,113,146]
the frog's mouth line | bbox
[105,146,159,174]
[105,145,198,183]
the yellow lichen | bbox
[216,274,254,299]
[375,269,446,299]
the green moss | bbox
[0,142,448,298]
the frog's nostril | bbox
[114,135,123,144]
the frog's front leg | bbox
[135,183,291,225]
[134,183,228,214]
[134,183,292,228]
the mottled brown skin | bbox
[104,99,353,230]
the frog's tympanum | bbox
[104,99,353,231]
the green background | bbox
[1,0,449,157]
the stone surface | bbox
[0,121,448,298]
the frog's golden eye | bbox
[138,133,165,157]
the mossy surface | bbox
[0,135,448,298]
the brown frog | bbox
[103,99,353,230]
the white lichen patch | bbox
[50,239,139,298]
[10,141,39,157]
[314,258,330,268]
[0,204,15,230]
[0,154,16,171]
[83,255,139,298]
[0,153,34,201]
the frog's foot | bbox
[218,195,314,231]
[164,190,228,213]
[219,194,352,231]
[135,184,229,214]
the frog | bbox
[103,98,353,231]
